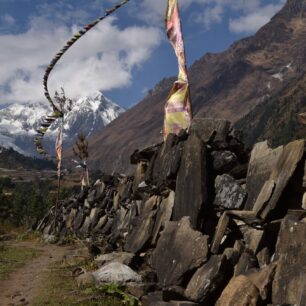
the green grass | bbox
[31,262,139,306]
[0,244,40,280]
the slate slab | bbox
[272,211,306,305]
[173,133,208,229]
[151,217,209,287]
[216,275,262,306]
[185,254,231,303]
[124,196,159,253]
[189,118,231,143]
[245,141,283,210]
[151,191,175,245]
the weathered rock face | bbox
[151,217,209,287]
[185,254,231,303]
[173,133,208,228]
[272,211,306,305]
[37,118,306,305]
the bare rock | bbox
[124,196,159,253]
[151,191,175,245]
[216,275,262,306]
[214,174,247,210]
[92,262,141,285]
[189,118,231,144]
[151,217,209,287]
[272,211,306,305]
[173,133,208,229]
[185,254,232,303]
[245,141,283,210]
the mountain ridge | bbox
[81,0,306,174]
[0,92,125,156]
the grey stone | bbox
[245,141,283,210]
[189,118,231,143]
[94,252,134,268]
[151,217,209,287]
[150,134,182,187]
[185,255,231,303]
[124,196,159,253]
[74,209,85,231]
[173,133,208,229]
[214,174,247,210]
[151,191,175,245]
[92,262,141,285]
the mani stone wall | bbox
[37,118,306,306]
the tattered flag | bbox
[164,0,192,140]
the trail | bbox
[0,241,72,306]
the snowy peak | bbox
[0,92,125,156]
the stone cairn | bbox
[37,118,306,306]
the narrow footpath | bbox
[0,241,72,306]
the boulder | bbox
[214,174,247,210]
[185,254,232,303]
[173,133,208,229]
[151,217,209,287]
[92,262,141,285]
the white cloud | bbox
[229,3,285,34]
[1,14,16,27]
[0,15,162,104]
[130,0,285,33]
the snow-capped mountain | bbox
[0,91,125,156]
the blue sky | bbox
[0,0,285,108]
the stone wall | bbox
[37,118,306,306]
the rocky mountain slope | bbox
[82,0,306,173]
[0,92,124,156]
[236,72,306,147]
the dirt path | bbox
[0,241,73,306]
